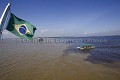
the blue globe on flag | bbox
[19,25,27,34]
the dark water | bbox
[0,36,120,80]
[64,36,120,65]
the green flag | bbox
[6,13,36,40]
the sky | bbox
[0,0,120,38]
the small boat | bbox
[77,44,95,50]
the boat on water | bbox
[77,44,95,50]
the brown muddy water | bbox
[0,37,120,80]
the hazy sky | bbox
[0,0,120,38]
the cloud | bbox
[61,32,64,34]
[83,32,96,35]
[40,29,48,33]
[83,32,88,35]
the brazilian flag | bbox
[6,13,36,40]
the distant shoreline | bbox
[2,35,120,39]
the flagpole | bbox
[0,3,11,41]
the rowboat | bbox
[77,44,95,50]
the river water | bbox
[0,36,120,80]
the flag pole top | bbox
[8,3,11,6]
